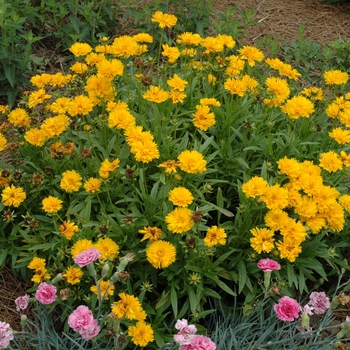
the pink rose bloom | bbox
[35,282,57,305]
[180,335,216,350]
[15,294,30,312]
[74,248,101,267]
[79,321,101,341]
[174,319,197,345]
[257,258,281,272]
[68,305,96,333]
[309,292,330,314]
[0,321,14,349]
[274,296,301,321]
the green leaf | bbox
[238,260,247,294]
[155,290,170,310]
[170,284,178,318]
[187,286,198,314]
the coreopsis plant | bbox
[0,9,350,348]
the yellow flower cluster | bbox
[27,257,50,283]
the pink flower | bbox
[0,321,14,349]
[257,258,281,272]
[74,248,101,267]
[68,305,96,333]
[15,294,30,312]
[79,320,101,341]
[180,335,216,350]
[174,319,197,345]
[308,292,330,314]
[35,282,57,305]
[274,296,301,321]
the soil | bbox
[2,0,350,346]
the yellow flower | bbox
[177,150,207,174]
[281,95,314,119]
[204,226,227,246]
[83,178,102,193]
[162,44,180,64]
[130,139,160,163]
[97,58,124,79]
[167,74,188,91]
[143,86,169,103]
[319,151,343,172]
[200,98,221,107]
[169,89,186,104]
[339,194,350,212]
[128,321,154,347]
[63,266,83,284]
[71,239,94,258]
[28,88,51,108]
[158,160,180,174]
[329,127,350,144]
[225,55,245,76]
[279,218,307,244]
[41,114,70,137]
[217,34,235,48]
[276,237,302,262]
[278,63,301,80]
[241,176,268,198]
[60,170,82,192]
[31,268,50,283]
[59,220,79,240]
[108,108,136,130]
[277,156,302,179]
[250,227,274,254]
[28,257,46,270]
[99,158,120,179]
[264,209,290,231]
[69,42,92,56]
[68,95,94,117]
[238,45,264,66]
[42,195,63,213]
[1,185,26,207]
[151,11,177,28]
[324,70,349,85]
[110,35,139,58]
[133,33,153,43]
[168,187,194,207]
[85,75,115,105]
[260,185,289,210]
[91,280,115,299]
[192,104,215,131]
[178,32,202,46]
[323,202,345,232]
[46,97,71,114]
[201,36,224,54]
[0,133,7,152]
[94,237,119,260]
[146,240,176,269]
[8,108,31,127]
[24,128,48,146]
[301,214,326,234]
[111,293,146,321]
[70,62,88,74]
[264,77,290,107]
[165,207,194,233]
[224,78,247,97]
[301,87,323,101]
[139,226,162,242]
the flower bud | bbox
[101,262,110,279]
[51,273,63,284]
[20,315,28,328]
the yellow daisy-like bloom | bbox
[139,226,162,242]
[94,237,119,260]
[59,220,79,240]
[260,184,289,210]
[313,185,340,213]
[167,74,188,91]
[63,266,83,285]
[277,156,302,179]
[46,97,71,114]
[1,185,26,207]
[264,77,290,107]
[30,73,52,88]
[108,109,136,130]
[162,44,180,64]
[265,57,284,70]
[340,151,350,167]
[281,95,314,119]
[97,58,124,79]
[110,35,139,58]
[8,108,31,127]
[241,176,269,198]
[319,151,343,172]
[146,240,176,269]
[339,194,350,212]
[84,178,102,193]
[28,257,46,270]
[323,202,345,232]
[250,227,275,254]
[111,293,146,321]
[204,226,227,247]
[69,42,92,57]
[28,88,51,108]
[70,62,88,74]
[192,104,216,131]
[207,73,217,85]
[31,268,50,284]
[224,78,247,97]
[130,139,160,163]
[165,207,195,233]
[0,105,8,113]
[41,114,70,138]
[60,170,82,193]
[169,89,186,104]
[200,36,224,54]
[85,75,115,105]
[301,213,326,234]
[301,87,323,101]
[169,187,194,207]
[42,195,63,213]
[151,11,177,28]
[264,209,290,232]
[68,95,94,117]
[276,237,302,262]
[329,127,350,144]
[133,33,153,43]
[241,75,259,92]
[91,280,115,299]
[143,86,169,103]
[225,55,245,76]
[238,45,264,66]
[200,98,221,107]
[178,32,202,46]
[71,239,94,258]
[177,150,207,174]
[294,195,318,219]
[217,34,235,48]
[279,218,307,244]
[0,133,7,152]
[324,69,349,85]
[128,321,154,347]
[99,158,120,179]
[158,160,180,174]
